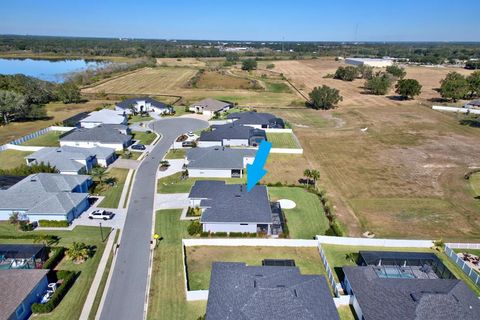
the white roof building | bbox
[345,58,394,68]
[79,109,128,128]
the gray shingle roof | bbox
[227,112,277,125]
[80,109,127,125]
[116,97,171,110]
[190,98,232,112]
[60,124,131,144]
[343,266,480,320]
[206,262,339,320]
[189,181,272,224]
[0,173,90,215]
[187,147,256,170]
[0,269,49,319]
[199,124,265,142]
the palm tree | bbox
[8,212,20,230]
[67,242,91,264]
[33,234,59,246]
[303,169,312,186]
[310,170,320,188]
[91,166,107,185]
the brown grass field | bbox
[195,71,253,90]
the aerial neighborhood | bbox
[1,9,480,320]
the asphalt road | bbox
[100,118,208,320]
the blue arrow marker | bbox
[246,140,272,192]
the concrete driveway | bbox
[155,193,189,210]
[110,158,140,170]
[100,117,208,320]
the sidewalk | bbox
[79,229,117,320]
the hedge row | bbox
[31,270,77,314]
[39,220,69,227]
[43,247,66,270]
[0,234,55,240]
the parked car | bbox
[88,210,114,220]
[131,144,146,150]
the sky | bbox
[0,0,479,42]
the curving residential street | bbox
[100,117,208,320]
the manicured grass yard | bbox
[157,172,245,194]
[148,210,206,320]
[338,306,357,320]
[268,187,330,239]
[132,131,157,145]
[128,114,153,123]
[96,168,129,208]
[266,132,299,148]
[0,149,32,169]
[321,244,480,295]
[20,131,63,147]
[0,223,110,320]
[117,150,142,160]
[470,172,480,197]
[164,149,186,159]
[185,246,326,291]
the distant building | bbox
[0,173,91,222]
[206,262,339,320]
[0,269,49,320]
[60,124,132,151]
[345,58,394,68]
[226,111,285,129]
[79,109,128,128]
[188,180,284,234]
[25,146,116,174]
[189,98,233,117]
[115,97,173,115]
[186,146,255,178]
[197,124,266,148]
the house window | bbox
[240,223,248,226]
[16,304,25,317]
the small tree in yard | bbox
[365,73,393,95]
[395,79,422,100]
[440,72,469,102]
[386,65,407,79]
[9,212,20,230]
[308,85,342,110]
[91,166,107,185]
[241,59,257,71]
[67,242,92,264]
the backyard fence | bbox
[444,244,480,286]
[316,235,434,248]
[318,244,340,297]
[182,238,318,247]
[270,148,303,154]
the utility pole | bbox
[99,222,104,241]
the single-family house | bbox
[59,124,132,151]
[227,112,285,129]
[189,98,233,116]
[188,181,283,234]
[79,109,128,128]
[115,97,173,115]
[0,269,49,320]
[343,251,480,320]
[0,173,91,223]
[186,146,256,178]
[206,262,339,320]
[25,146,116,175]
[197,124,266,147]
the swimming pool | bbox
[375,266,416,279]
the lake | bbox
[0,58,110,82]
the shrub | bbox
[365,73,393,95]
[385,65,406,79]
[334,66,358,81]
[31,270,77,313]
[187,220,202,235]
[326,220,345,236]
[211,232,228,238]
[19,221,35,231]
[308,85,343,110]
[38,220,69,227]
[200,232,210,237]
[43,247,66,270]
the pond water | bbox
[0,58,110,82]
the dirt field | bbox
[195,71,254,90]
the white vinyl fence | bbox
[318,244,340,297]
[0,126,74,151]
[316,235,434,248]
[444,244,480,286]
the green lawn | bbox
[117,150,142,160]
[470,172,480,197]
[264,81,292,93]
[269,187,330,239]
[132,131,157,145]
[266,132,299,148]
[164,149,186,159]
[157,172,245,194]
[0,223,110,320]
[128,115,153,123]
[338,306,357,320]
[147,210,206,320]
[0,149,32,169]
[96,168,129,208]
[186,246,326,290]
[20,131,63,147]
[321,244,480,295]
[172,105,189,117]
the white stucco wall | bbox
[188,169,232,178]
[80,122,102,129]
[203,223,257,233]
[196,141,222,148]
